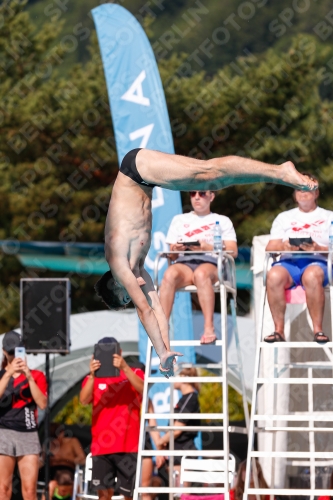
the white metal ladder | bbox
[244,250,333,499]
[133,250,249,500]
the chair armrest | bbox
[329,250,333,286]
[153,252,169,289]
[263,253,272,287]
[222,252,237,291]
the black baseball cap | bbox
[97,337,119,345]
[2,331,23,354]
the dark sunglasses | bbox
[189,191,208,198]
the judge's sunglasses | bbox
[189,191,209,197]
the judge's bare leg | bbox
[193,263,218,344]
[302,265,327,342]
[159,263,218,344]
[136,151,318,191]
[159,264,194,320]
[266,266,294,341]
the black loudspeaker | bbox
[20,278,71,354]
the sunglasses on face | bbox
[189,191,209,198]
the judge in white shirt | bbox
[159,190,238,344]
[265,173,332,343]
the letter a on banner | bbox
[92,4,195,371]
[121,70,150,106]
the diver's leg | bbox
[139,268,183,375]
[135,150,317,191]
[111,264,170,362]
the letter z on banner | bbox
[92,4,195,373]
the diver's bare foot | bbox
[159,351,183,378]
[280,162,318,191]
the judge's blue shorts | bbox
[272,258,328,288]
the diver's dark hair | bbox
[94,271,128,310]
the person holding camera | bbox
[0,330,47,500]
[159,190,237,344]
[265,173,333,343]
[79,337,144,500]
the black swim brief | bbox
[120,148,160,188]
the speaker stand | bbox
[44,353,50,500]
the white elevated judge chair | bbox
[244,238,333,500]
[133,250,249,500]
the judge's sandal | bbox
[264,332,286,343]
[313,332,329,344]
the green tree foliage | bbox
[1,2,116,244]
[0,1,119,329]
[27,0,333,75]
[53,395,92,426]
[198,370,248,422]
[160,37,333,244]
[1,0,333,333]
